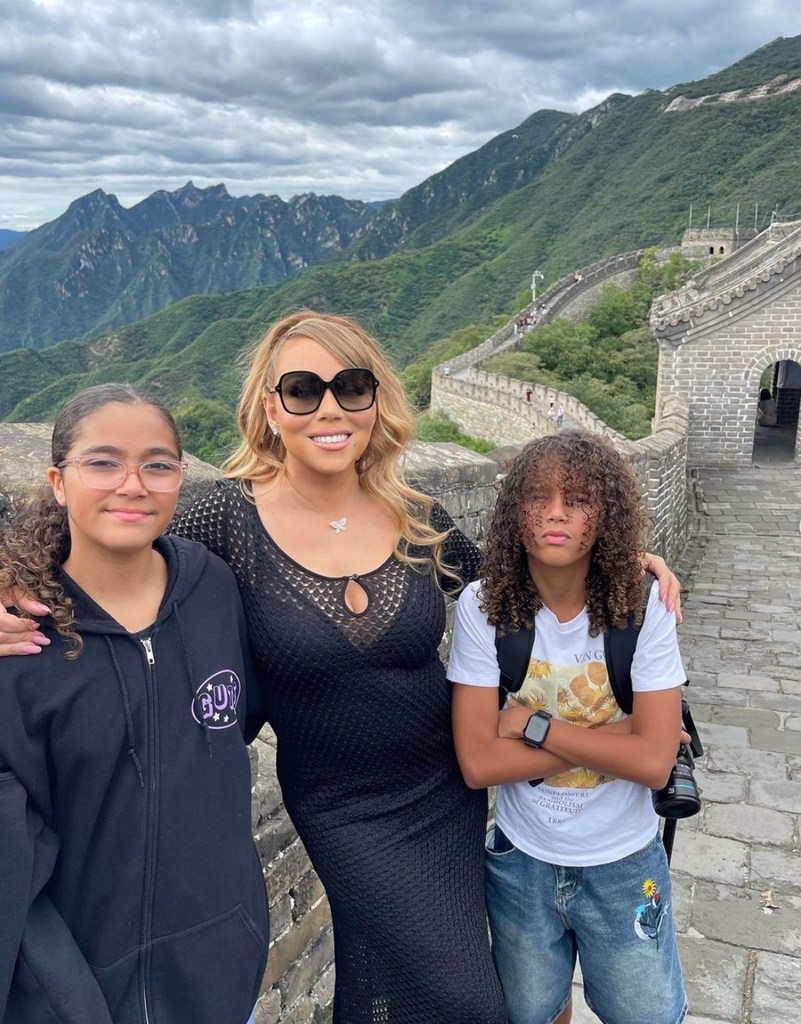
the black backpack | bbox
[493,584,703,763]
[493,584,703,860]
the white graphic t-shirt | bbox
[447,580,686,866]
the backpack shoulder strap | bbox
[603,617,638,714]
[603,572,656,715]
[494,623,535,696]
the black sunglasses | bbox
[268,368,380,415]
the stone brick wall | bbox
[432,371,626,447]
[429,246,691,567]
[431,369,689,566]
[653,256,801,466]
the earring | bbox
[270,423,280,437]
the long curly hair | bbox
[480,430,648,636]
[223,309,456,581]
[0,384,182,658]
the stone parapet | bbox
[432,370,627,447]
[439,249,646,377]
[430,373,689,567]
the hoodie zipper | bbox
[139,635,156,1024]
[141,637,155,666]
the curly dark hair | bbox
[0,383,182,658]
[479,430,648,636]
[0,491,80,655]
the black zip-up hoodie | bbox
[0,536,269,1024]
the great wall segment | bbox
[1,221,801,1024]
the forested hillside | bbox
[0,184,374,352]
[3,33,801,456]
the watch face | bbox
[524,713,551,747]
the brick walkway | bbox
[572,424,801,1023]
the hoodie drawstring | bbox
[105,636,146,788]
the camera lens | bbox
[652,745,702,819]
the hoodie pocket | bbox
[148,903,268,1024]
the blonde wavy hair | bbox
[223,310,456,579]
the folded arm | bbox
[451,685,640,789]
[496,687,683,790]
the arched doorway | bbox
[752,360,800,464]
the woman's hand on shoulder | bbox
[0,590,51,656]
[640,552,682,622]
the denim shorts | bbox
[484,825,688,1024]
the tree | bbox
[175,399,239,466]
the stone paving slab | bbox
[679,936,750,1021]
[751,951,801,1023]
[667,460,801,1023]
[539,456,801,1023]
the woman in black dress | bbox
[170,311,505,1022]
[1,311,680,1023]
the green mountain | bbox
[0,183,375,352]
[3,34,801,430]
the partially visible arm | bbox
[0,591,52,656]
[641,552,682,621]
[496,585,686,789]
[239,594,269,743]
[448,582,608,788]
[0,772,113,1022]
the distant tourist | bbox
[556,404,565,428]
[757,387,777,427]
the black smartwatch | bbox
[523,710,552,748]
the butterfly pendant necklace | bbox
[283,474,358,535]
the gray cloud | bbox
[1,0,800,228]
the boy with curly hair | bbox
[447,430,688,1024]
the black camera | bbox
[652,743,701,818]
[651,700,703,819]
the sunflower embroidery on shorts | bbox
[634,878,669,948]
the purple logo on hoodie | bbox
[191,670,242,729]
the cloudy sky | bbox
[2,0,801,230]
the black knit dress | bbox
[173,480,505,1024]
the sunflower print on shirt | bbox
[508,658,622,788]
